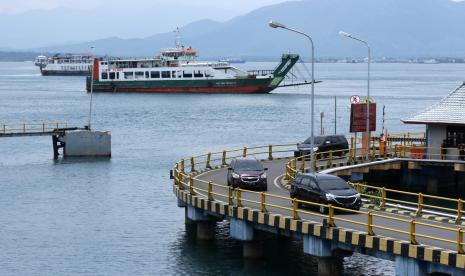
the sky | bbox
[0,0,288,14]
[0,0,290,49]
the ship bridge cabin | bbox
[160,47,197,61]
[403,82,465,160]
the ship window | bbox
[183,71,193,78]
[109,72,116,80]
[172,71,176,78]
[101,72,108,80]
[205,71,213,78]
[145,71,149,78]
[151,71,160,78]
[194,71,204,78]
[116,72,120,79]
[135,72,145,79]
[162,71,171,78]
[124,72,134,79]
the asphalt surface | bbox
[194,158,465,252]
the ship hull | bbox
[42,70,89,76]
[86,78,277,94]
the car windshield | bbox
[235,160,263,171]
[318,179,350,190]
[303,137,324,144]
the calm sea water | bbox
[1,61,464,275]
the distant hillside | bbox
[33,0,465,58]
[0,51,42,62]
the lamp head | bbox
[339,31,352,38]
[268,21,286,29]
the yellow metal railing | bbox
[351,182,465,221]
[172,143,465,254]
[0,122,68,134]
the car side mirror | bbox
[264,168,268,171]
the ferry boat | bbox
[38,54,93,76]
[86,47,299,94]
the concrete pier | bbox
[59,130,111,158]
[395,256,427,276]
[186,206,216,240]
[229,218,264,258]
[196,222,216,240]
[230,218,254,241]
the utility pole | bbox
[334,96,337,134]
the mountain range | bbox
[7,0,465,58]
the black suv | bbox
[294,135,349,157]
[290,173,361,212]
[227,158,268,191]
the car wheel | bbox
[262,186,268,192]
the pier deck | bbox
[172,143,465,275]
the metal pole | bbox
[88,46,95,130]
[310,37,315,173]
[269,21,315,173]
[366,44,371,160]
[334,96,337,135]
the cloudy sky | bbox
[0,0,287,14]
[0,0,290,49]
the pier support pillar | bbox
[186,206,216,240]
[184,207,195,226]
[317,257,343,276]
[229,218,263,259]
[395,256,427,276]
[303,235,344,276]
[230,218,254,241]
[187,205,209,221]
[196,222,216,240]
[303,234,332,257]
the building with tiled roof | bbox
[403,82,465,160]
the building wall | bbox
[426,124,446,159]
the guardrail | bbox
[351,182,464,221]
[1,122,68,134]
[172,143,465,254]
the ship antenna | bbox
[174,27,181,49]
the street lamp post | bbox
[339,31,371,159]
[269,20,316,173]
[88,46,95,130]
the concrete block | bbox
[303,234,332,257]
[395,256,427,276]
[230,218,254,241]
[61,130,111,157]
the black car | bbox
[290,173,361,212]
[227,158,268,191]
[294,135,349,157]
